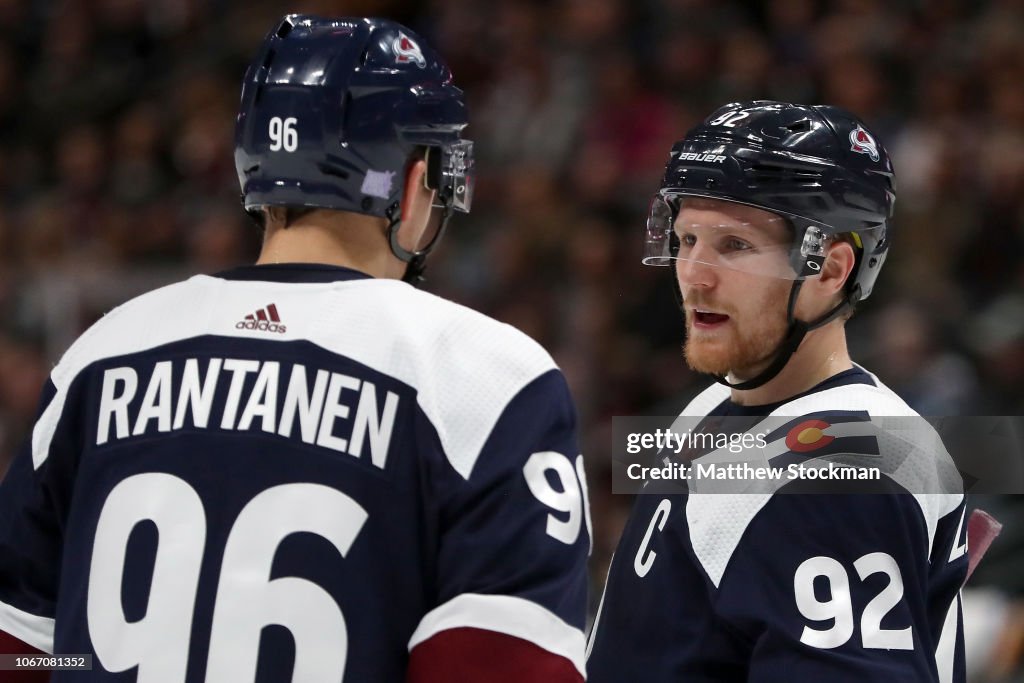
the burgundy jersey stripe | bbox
[408,628,582,683]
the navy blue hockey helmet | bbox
[644,100,895,302]
[234,16,473,226]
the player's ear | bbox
[818,239,856,297]
[397,159,434,252]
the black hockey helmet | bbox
[646,101,897,390]
[644,100,895,301]
[234,16,473,282]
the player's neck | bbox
[255,217,403,279]
[728,323,852,407]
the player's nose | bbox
[675,249,717,289]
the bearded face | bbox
[673,199,796,380]
[680,278,791,378]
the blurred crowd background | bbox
[0,0,1022,678]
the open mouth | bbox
[692,310,730,327]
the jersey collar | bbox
[711,366,876,417]
[214,263,375,283]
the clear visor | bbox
[643,195,832,280]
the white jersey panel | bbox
[682,372,963,588]
[681,382,730,418]
[32,275,556,479]
[0,597,55,653]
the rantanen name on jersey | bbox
[95,357,399,468]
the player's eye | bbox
[677,233,697,249]
[722,237,753,253]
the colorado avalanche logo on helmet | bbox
[849,125,880,162]
[393,32,426,68]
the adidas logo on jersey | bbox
[236,303,287,333]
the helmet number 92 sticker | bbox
[708,111,749,127]
[269,116,298,152]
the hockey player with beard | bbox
[587,101,967,682]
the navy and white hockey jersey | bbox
[0,264,591,682]
[588,368,967,682]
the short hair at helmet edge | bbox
[247,146,430,232]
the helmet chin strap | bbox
[385,201,454,285]
[711,281,860,391]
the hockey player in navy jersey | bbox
[0,16,591,682]
[587,102,967,681]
